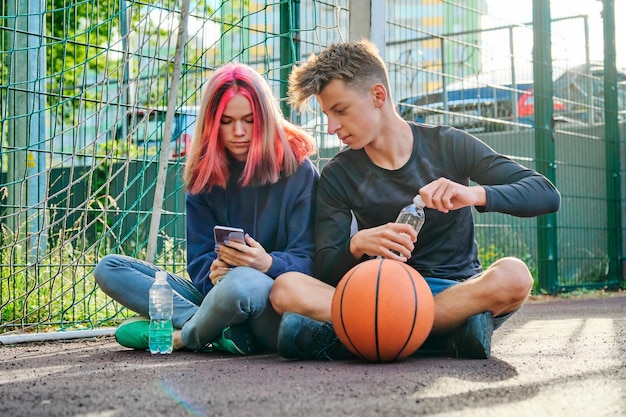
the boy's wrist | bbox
[348,233,365,259]
[472,185,487,207]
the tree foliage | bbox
[46,0,121,121]
[45,0,216,120]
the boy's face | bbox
[316,79,380,150]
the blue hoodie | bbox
[186,157,319,295]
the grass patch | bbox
[0,223,186,334]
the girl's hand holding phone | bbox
[209,258,232,285]
[215,234,273,274]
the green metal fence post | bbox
[280,0,298,117]
[602,0,623,288]
[532,0,559,293]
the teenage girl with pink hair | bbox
[95,63,318,354]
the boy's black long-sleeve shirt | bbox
[314,122,561,286]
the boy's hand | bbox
[419,178,486,213]
[350,223,417,261]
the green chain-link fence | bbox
[1,0,624,338]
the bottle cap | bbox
[413,195,425,208]
[155,271,168,282]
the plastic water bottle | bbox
[395,195,426,235]
[392,195,426,256]
[149,271,173,354]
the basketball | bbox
[331,258,435,362]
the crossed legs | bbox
[270,257,533,338]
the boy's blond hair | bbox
[288,40,392,111]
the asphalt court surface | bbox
[0,293,624,417]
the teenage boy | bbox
[269,40,560,360]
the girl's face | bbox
[219,93,254,162]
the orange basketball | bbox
[331,258,434,362]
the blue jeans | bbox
[93,254,281,351]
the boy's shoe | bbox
[277,312,354,361]
[115,316,150,350]
[444,311,494,359]
[210,325,261,355]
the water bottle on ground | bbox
[392,195,426,256]
[149,271,173,354]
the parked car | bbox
[118,106,198,160]
[397,63,626,132]
[397,79,566,132]
[50,106,198,168]
[551,62,626,124]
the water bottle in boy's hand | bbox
[149,271,173,354]
[391,196,426,256]
[396,195,426,235]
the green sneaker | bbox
[210,325,261,355]
[115,316,150,350]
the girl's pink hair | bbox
[184,63,316,194]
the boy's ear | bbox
[371,84,387,107]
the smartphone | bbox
[213,225,246,247]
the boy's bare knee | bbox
[269,274,291,315]
[270,272,335,321]
[488,257,534,309]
